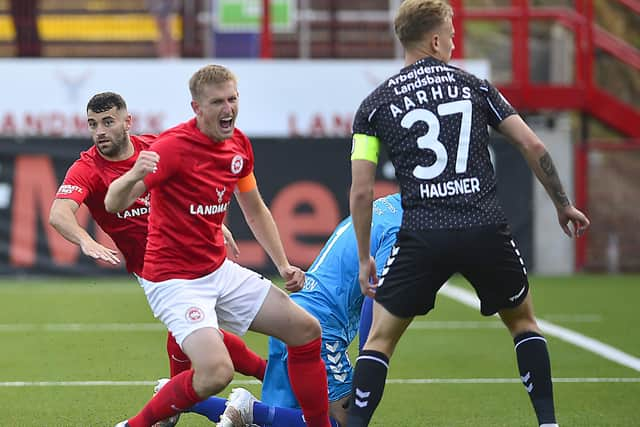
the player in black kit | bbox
[346,1,590,427]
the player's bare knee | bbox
[300,311,321,340]
[193,359,234,396]
[499,295,541,336]
[286,311,321,345]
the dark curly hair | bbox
[86,92,127,113]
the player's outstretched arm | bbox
[105,150,157,213]
[49,198,120,265]
[235,187,304,291]
[499,115,590,237]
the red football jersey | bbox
[55,135,155,275]
[143,119,254,282]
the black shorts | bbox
[376,223,529,317]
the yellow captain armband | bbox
[350,134,380,164]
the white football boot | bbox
[216,387,259,427]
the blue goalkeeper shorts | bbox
[261,331,353,407]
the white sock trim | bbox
[356,354,389,369]
[540,424,559,427]
[514,335,547,350]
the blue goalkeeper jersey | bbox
[291,193,402,345]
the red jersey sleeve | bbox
[238,131,255,179]
[55,160,98,206]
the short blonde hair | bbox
[189,64,237,100]
[394,0,453,50]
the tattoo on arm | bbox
[539,151,570,207]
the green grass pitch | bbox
[0,275,638,426]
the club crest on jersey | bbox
[185,307,204,323]
[137,193,151,208]
[231,155,243,174]
[216,187,226,203]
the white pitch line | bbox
[386,377,640,384]
[0,322,508,332]
[439,283,640,372]
[0,323,165,332]
[541,314,602,322]
[410,321,503,329]
[1,378,638,387]
[0,318,599,333]
[410,315,602,329]
[0,381,158,387]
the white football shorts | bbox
[138,259,272,346]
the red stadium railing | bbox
[449,0,639,138]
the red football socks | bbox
[222,329,267,380]
[166,332,191,377]
[166,330,266,380]
[287,337,331,427]
[127,369,201,427]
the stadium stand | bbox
[0,0,183,57]
[271,0,395,58]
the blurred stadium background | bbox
[0,1,638,426]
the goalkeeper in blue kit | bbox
[191,193,402,427]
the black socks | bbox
[514,331,557,425]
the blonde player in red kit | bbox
[49,91,270,427]
[106,65,331,427]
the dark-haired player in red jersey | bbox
[105,65,331,427]
[49,92,268,427]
